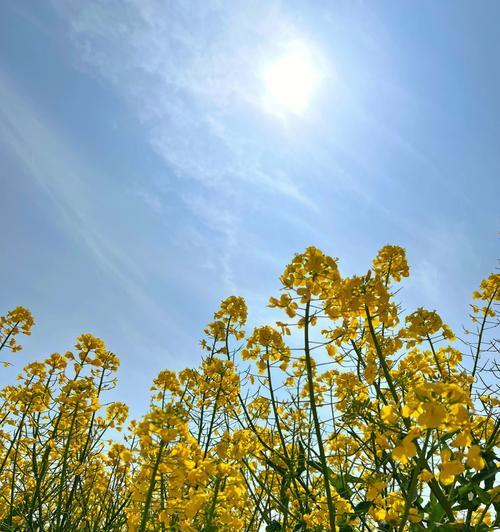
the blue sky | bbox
[1,1,498,418]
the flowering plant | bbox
[0,245,498,530]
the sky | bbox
[0,0,499,419]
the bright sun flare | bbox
[261,42,323,115]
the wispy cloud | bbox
[0,72,160,312]
[51,0,329,290]
[56,0,307,187]
[46,0,490,315]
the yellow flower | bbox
[466,445,485,471]
[119,449,133,463]
[418,469,434,482]
[449,403,468,424]
[392,432,418,464]
[158,510,169,524]
[472,273,500,302]
[372,507,386,521]
[364,360,377,384]
[366,481,386,501]
[418,401,447,429]
[439,450,464,485]
[373,492,420,525]
[372,245,409,283]
[380,405,398,424]
[184,493,209,518]
[452,430,472,448]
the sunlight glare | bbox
[260,41,323,115]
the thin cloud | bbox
[0,72,157,311]
[51,0,331,294]
[54,0,318,199]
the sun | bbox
[260,41,323,115]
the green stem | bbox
[470,290,496,391]
[304,301,336,531]
[204,476,221,530]
[139,442,165,532]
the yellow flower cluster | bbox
[0,245,497,530]
[0,306,34,357]
[241,325,291,373]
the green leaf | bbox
[425,492,446,526]
[343,473,363,484]
[469,464,498,497]
[266,519,282,531]
[353,501,372,516]
[472,484,490,505]
[328,472,352,500]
